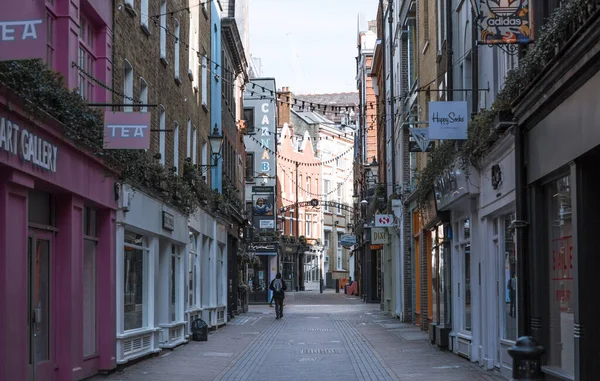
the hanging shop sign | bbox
[479,0,533,45]
[375,214,394,227]
[340,234,357,247]
[0,0,46,61]
[0,116,58,172]
[371,228,390,244]
[370,244,383,250]
[252,193,275,232]
[104,111,151,149]
[409,128,433,152]
[252,186,274,193]
[428,101,468,140]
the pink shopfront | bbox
[0,93,118,380]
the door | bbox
[27,231,53,381]
[494,237,502,369]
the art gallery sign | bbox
[0,116,58,172]
[0,0,46,61]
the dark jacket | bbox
[269,278,287,299]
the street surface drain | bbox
[303,328,333,332]
[300,349,340,354]
[201,352,234,357]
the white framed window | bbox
[192,126,197,165]
[140,0,149,30]
[201,55,208,106]
[139,77,148,112]
[186,119,192,158]
[173,122,179,173]
[159,0,167,60]
[159,105,166,165]
[170,244,180,322]
[306,177,310,198]
[123,60,133,112]
[124,231,148,331]
[324,231,331,248]
[323,180,330,211]
[305,214,311,237]
[174,19,180,81]
[336,183,343,214]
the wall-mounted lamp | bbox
[199,125,224,172]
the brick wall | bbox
[113,0,211,176]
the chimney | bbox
[277,86,293,127]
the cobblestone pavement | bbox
[90,290,507,381]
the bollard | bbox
[319,278,324,294]
[335,279,340,293]
[507,336,545,380]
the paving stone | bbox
[89,290,507,381]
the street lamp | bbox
[199,125,224,171]
[352,192,359,205]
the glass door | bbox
[27,230,53,381]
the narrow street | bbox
[91,291,506,381]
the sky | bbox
[248,0,378,95]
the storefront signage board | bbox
[104,111,151,149]
[0,0,46,61]
[428,101,468,140]
[0,116,58,172]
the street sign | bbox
[375,214,394,227]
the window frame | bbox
[123,60,134,112]
[159,0,167,61]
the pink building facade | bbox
[0,1,116,380]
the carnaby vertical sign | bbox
[0,0,46,61]
[479,0,533,44]
[243,78,278,234]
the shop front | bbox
[433,165,479,357]
[0,93,117,380]
[515,58,600,380]
[247,242,278,304]
[476,135,516,376]
[115,185,188,364]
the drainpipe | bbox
[471,5,479,115]
[379,0,387,185]
[388,2,396,193]
[446,0,453,102]
[514,121,529,337]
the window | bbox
[83,207,97,357]
[160,0,167,60]
[501,214,517,341]
[141,0,149,30]
[546,175,574,375]
[192,126,198,165]
[174,19,180,81]
[245,153,255,181]
[78,15,95,101]
[124,231,147,331]
[324,180,330,211]
[243,108,255,133]
[139,78,148,112]
[305,214,311,237]
[123,60,133,111]
[186,119,192,158]
[188,233,199,307]
[336,183,343,214]
[281,170,286,193]
[289,213,294,235]
[306,177,310,198]
[46,12,55,68]
[324,231,331,248]
[201,141,208,174]
[201,55,208,106]
[460,219,472,332]
[171,244,180,322]
[173,122,179,172]
[159,105,166,165]
[337,232,343,249]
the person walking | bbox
[269,273,287,319]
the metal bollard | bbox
[335,279,339,293]
[319,279,324,293]
[507,336,545,380]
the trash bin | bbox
[191,318,208,341]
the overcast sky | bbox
[248,0,378,94]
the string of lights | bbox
[248,134,354,167]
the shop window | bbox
[124,231,147,331]
[502,214,517,341]
[188,233,199,308]
[83,207,98,357]
[171,244,180,322]
[546,175,575,375]
[28,190,54,226]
